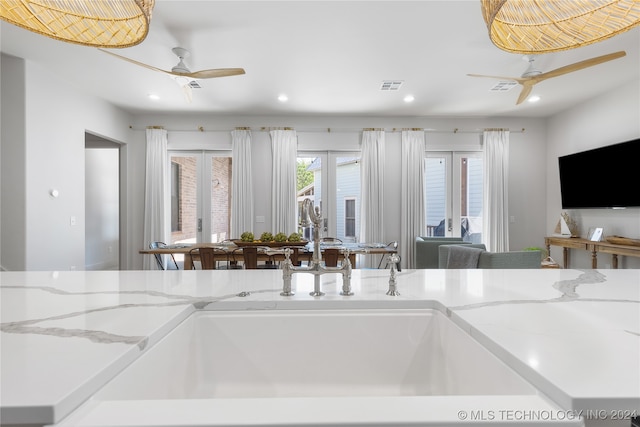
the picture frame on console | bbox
[588,227,604,242]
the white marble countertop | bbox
[1,268,639,426]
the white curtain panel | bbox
[143,128,169,270]
[270,129,298,234]
[360,130,385,268]
[231,129,254,239]
[401,130,426,268]
[482,129,510,252]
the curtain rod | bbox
[135,126,525,134]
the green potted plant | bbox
[523,246,548,260]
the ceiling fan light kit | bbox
[481,0,640,53]
[0,0,154,48]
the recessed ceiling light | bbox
[528,95,541,103]
[404,95,415,103]
[148,94,160,101]
[278,94,288,102]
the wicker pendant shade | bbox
[481,0,640,54]
[0,0,154,48]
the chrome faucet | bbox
[281,199,353,297]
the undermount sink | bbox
[56,308,577,426]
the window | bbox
[344,198,356,238]
[425,152,483,242]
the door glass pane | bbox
[210,156,231,243]
[335,156,360,242]
[460,156,483,243]
[425,157,447,237]
[297,157,318,240]
[170,163,180,232]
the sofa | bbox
[415,237,473,269]
[438,244,541,269]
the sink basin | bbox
[56,308,578,426]
[96,309,534,399]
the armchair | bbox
[415,236,471,269]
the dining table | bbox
[140,241,397,270]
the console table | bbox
[545,236,640,269]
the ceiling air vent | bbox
[188,80,202,89]
[380,80,404,91]
[490,81,517,91]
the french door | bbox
[425,151,483,242]
[297,151,361,242]
[169,151,232,245]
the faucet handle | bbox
[388,253,400,267]
[386,253,400,296]
[342,248,351,264]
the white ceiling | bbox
[2,0,639,118]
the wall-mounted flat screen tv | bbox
[558,138,640,209]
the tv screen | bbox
[558,138,640,209]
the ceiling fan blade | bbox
[177,68,246,79]
[99,49,173,76]
[100,49,246,79]
[533,51,626,83]
[516,82,534,105]
[467,73,526,84]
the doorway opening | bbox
[85,133,120,270]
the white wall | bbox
[128,114,549,269]
[1,54,27,271]
[546,80,640,268]
[1,54,134,271]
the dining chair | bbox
[323,248,340,267]
[242,246,278,269]
[188,247,225,270]
[149,241,179,270]
[242,246,259,269]
[220,247,243,270]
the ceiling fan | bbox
[99,47,245,102]
[468,51,626,105]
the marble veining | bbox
[0,284,276,349]
[450,269,639,312]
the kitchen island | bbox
[1,268,638,426]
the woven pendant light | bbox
[481,0,640,54]
[1,0,154,48]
